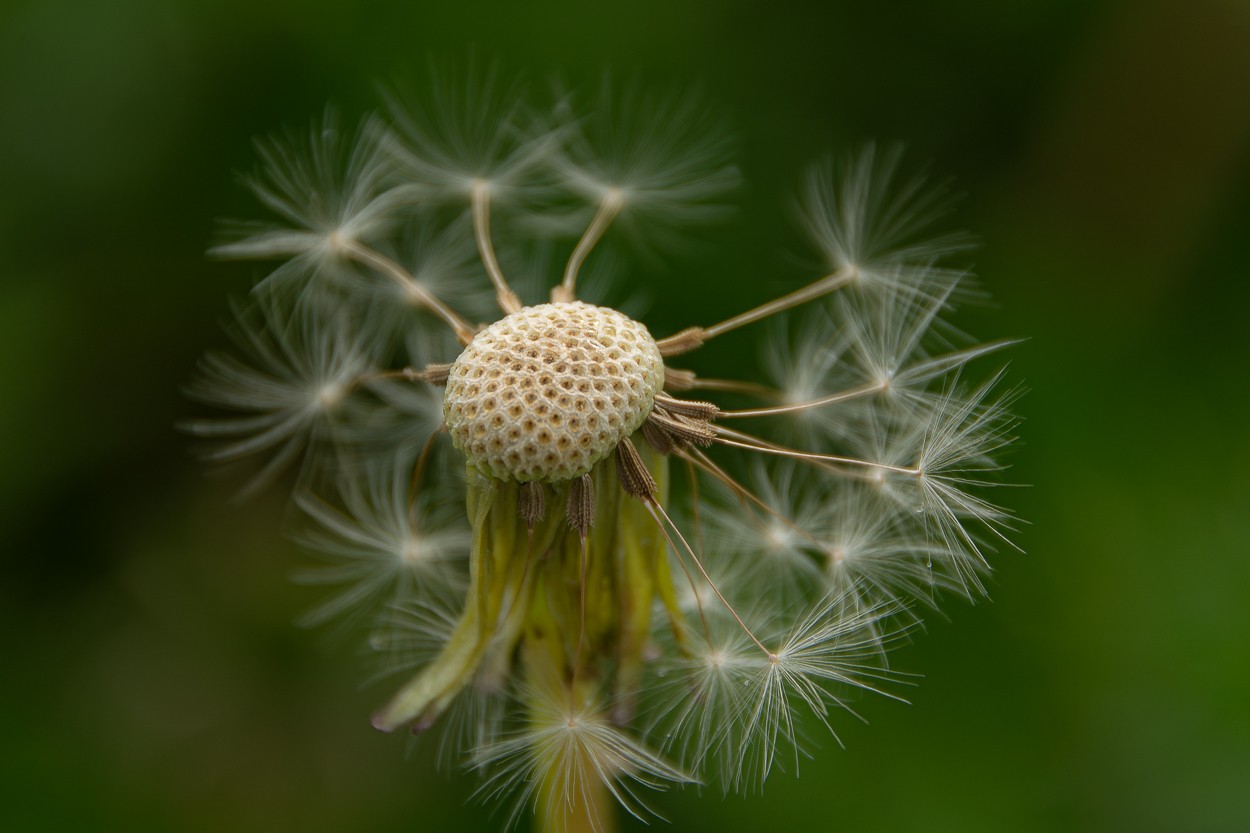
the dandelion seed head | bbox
[189,68,1023,831]
[443,301,665,482]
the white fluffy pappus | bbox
[547,80,740,256]
[473,684,696,831]
[291,459,470,628]
[183,296,382,494]
[211,110,417,301]
[647,588,910,793]
[384,63,563,202]
[799,143,977,299]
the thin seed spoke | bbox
[344,242,477,344]
[702,266,858,339]
[686,377,781,399]
[644,499,774,659]
[361,368,416,382]
[656,265,858,357]
[638,497,714,647]
[571,529,590,694]
[684,455,706,558]
[470,181,523,315]
[712,424,921,477]
[553,189,623,303]
[348,363,452,393]
[719,381,885,418]
[407,423,444,510]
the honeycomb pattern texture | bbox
[444,302,666,482]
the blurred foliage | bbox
[2,0,1249,831]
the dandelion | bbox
[189,69,1020,833]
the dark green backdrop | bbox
[3,1,1248,831]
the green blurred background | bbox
[3,0,1248,831]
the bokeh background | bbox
[3,1,1249,831]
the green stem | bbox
[536,774,616,833]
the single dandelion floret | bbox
[292,462,470,627]
[835,281,1016,420]
[844,372,1020,600]
[700,460,825,603]
[645,614,765,787]
[730,593,910,790]
[799,143,976,299]
[812,485,970,615]
[547,81,740,271]
[212,111,416,300]
[475,685,696,831]
[183,298,378,493]
[386,63,562,202]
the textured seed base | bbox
[444,302,666,482]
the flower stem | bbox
[536,775,616,833]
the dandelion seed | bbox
[700,460,825,603]
[188,68,1023,833]
[212,110,416,304]
[548,80,740,270]
[292,460,470,627]
[475,685,696,832]
[732,592,911,789]
[183,296,379,493]
[799,143,976,300]
[384,61,563,208]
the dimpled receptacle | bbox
[444,302,666,482]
